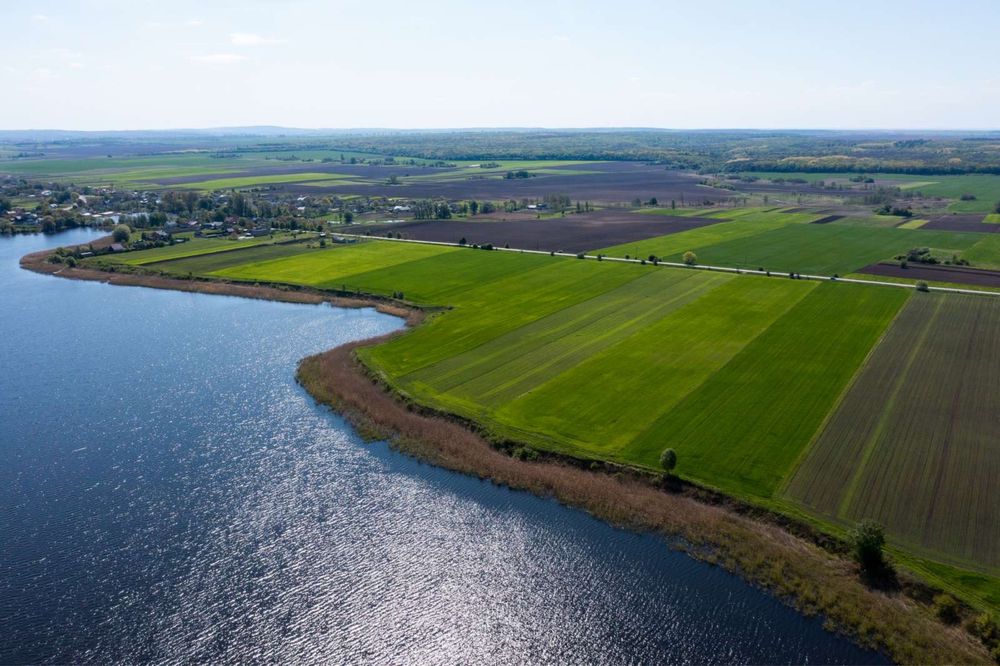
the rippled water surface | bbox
[0,230,887,664]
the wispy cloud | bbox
[32,13,49,21]
[189,53,247,65]
[188,19,204,27]
[229,32,282,46]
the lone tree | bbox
[994,200,1000,214]
[659,448,677,473]
[112,224,131,243]
[682,251,697,266]
[850,520,886,575]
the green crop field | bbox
[211,240,459,287]
[786,293,1000,573]
[604,222,981,275]
[365,258,649,377]
[603,217,797,260]
[487,278,809,458]
[628,284,909,497]
[312,248,554,303]
[961,236,1000,270]
[172,172,355,191]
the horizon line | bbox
[2,125,1000,134]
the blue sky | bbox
[2,0,998,130]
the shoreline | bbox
[19,243,418,320]
[21,244,995,664]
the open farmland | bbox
[286,161,735,202]
[0,147,736,204]
[351,209,722,253]
[603,219,982,276]
[737,171,1000,213]
[786,293,1000,572]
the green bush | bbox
[933,594,960,624]
[512,446,539,461]
[850,520,886,575]
[659,448,677,472]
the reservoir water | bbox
[0,230,886,664]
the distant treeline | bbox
[316,130,1000,175]
[720,161,1000,176]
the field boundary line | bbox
[776,288,912,499]
[332,233,1000,298]
[836,296,946,518]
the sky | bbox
[2,0,999,131]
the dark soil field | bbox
[810,215,844,224]
[349,209,721,253]
[922,214,994,233]
[859,261,1000,288]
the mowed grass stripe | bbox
[410,269,729,407]
[365,259,651,378]
[211,240,459,287]
[791,294,1000,570]
[491,277,812,453]
[468,272,728,407]
[628,283,909,498]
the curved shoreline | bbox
[21,245,994,664]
